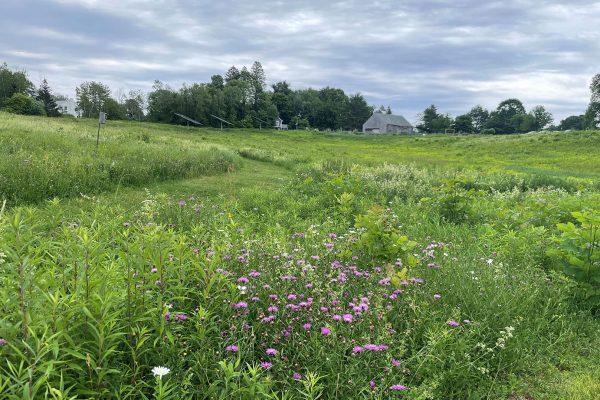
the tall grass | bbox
[0,113,240,205]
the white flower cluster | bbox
[495,326,515,349]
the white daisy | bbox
[152,366,170,379]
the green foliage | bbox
[354,206,418,264]
[548,210,600,309]
[2,93,45,116]
[0,63,34,105]
[0,113,599,399]
[76,81,112,118]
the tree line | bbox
[1,61,599,132]
[416,76,600,133]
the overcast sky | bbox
[1,0,599,123]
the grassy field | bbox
[0,112,599,399]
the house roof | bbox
[364,113,413,127]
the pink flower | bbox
[226,345,238,352]
[332,314,342,321]
[447,320,460,327]
[266,348,278,356]
[390,384,406,390]
[260,361,273,370]
[342,314,353,323]
[392,359,401,367]
[352,346,364,353]
[321,327,331,336]
[303,323,312,330]
[237,277,249,283]
[293,372,301,380]
[233,302,248,309]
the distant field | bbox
[0,113,599,399]
[1,113,598,206]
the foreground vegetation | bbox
[0,114,599,399]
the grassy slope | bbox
[2,113,600,398]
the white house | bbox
[274,117,288,130]
[56,99,80,117]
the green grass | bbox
[0,113,599,399]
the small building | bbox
[362,113,413,134]
[274,117,288,130]
[56,99,80,117]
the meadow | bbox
[0,112,599,399]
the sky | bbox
[1,0,599,123]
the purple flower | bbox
[233,302,248,309]
[390,384,406,390]
[321,327,331,336]
[352,346,364,353]
[266,348,278,356]
[237,277,249,283]
[303,323,312,330]
[164,313,171,321]
[293,372,302,380]
[260,361,273,370]
[369,380,376,389]
[175,314,187,321]
[392,359,401,367]
[226,345,238,352]
[151,267,158,273]
[447,320,460,327]
[342,314,353,323]
[463,319,471,324]
[332,314,342,321]
[268,305,279,313]
[249,271,261,277]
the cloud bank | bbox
[1,0,599,122]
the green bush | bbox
[2,93,45,116]
[547,210,600,310]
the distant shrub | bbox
[2,93,45,116]
[481,128,496,135]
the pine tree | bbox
[37,79,60,117]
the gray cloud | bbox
[1,0,599,122]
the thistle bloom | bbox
[260,361,273,370]
[342,314,353,323]
[392,359,401,367]
[151,366,170,379]
[321,327,331,336]
[390,384,406,390]
[303,323,312,330]
[226,345,238,352]
[293,372,302,380]
[352,346,364,353]
[266,348,278,356]
[447,320,460,327]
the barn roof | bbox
[364,113,413,127]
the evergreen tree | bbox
[36,79,60,117]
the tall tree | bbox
[36,79,60,117]
[585,73,600,129]
[485,98,526,134]
[0,63,34,105]
[224,66,240,83]
[467,105,489,133]
[529,105,553,130]
[75,81,111,118]
[453,114,474,133]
